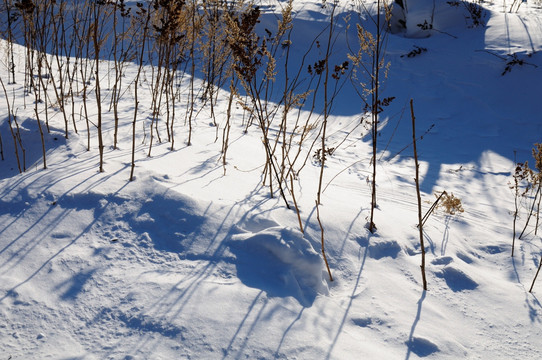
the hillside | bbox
[1,0,542,358]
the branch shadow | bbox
[404,290,439,360]
[222,290,267,359]
[324,232,370,360]
[0,166,130,304]
[274,307,305,358]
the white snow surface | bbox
[1,0,542,359]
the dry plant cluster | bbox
[510,144,542,291]
[1,0,538,292]
[0,0,395,283]
[0,0,384,185]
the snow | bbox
[1,0,542,358]
[229,226,329,306]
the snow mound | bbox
[0,118,66,180]
[390,0,475,38]
[228,226,328,307]
[485,11,542,53]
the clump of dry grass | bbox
[436,191,464,215]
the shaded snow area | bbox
[1,0,542,358]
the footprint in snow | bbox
[368,239,402,260]
[406,337,440,357]
[431,256,453,266]
[352,317,386,328]
[436,266,478,292]
[479,245,506,255]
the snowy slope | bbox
[1,0,542,359]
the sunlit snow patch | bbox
[228,226,328,307]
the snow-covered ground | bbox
[1,0,542,358]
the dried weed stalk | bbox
[348,0,393,233]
